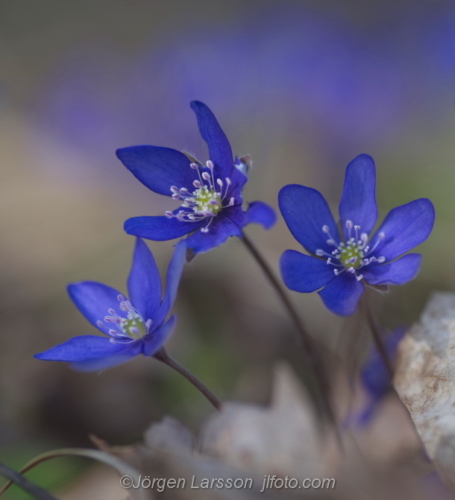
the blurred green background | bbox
[1,0,454,496]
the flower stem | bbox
[363,293,394,378]
[0,461,58,500]
[240,232,337,426]
[154,349,222,411]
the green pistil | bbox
[339,241,364,269]
[120,317,147,339]
[194,186,222,215]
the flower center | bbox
[194,185,222,215]
[339,240,365,269]
[97,295,151,341]
[316,221,386,281]
[165,160,235,233]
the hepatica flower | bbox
[116,101,275,256]
[357,327,407,425]
[279,154,435,316]
[35,239,185,371]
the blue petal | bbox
[34,335,142,372]
[318,273,365,316]
[143,315,177,356]
[361,327,407,399]
[243,201,276,230]
[155,241,186,325]
[116,146,194,196]
[184,210,243,255]
[67,282,127,336]
[279,184,340,254]
[127,238,162,322]
[229,165,248,197]
[370,198,435,261]
[339,154,378,238]
[280,250,336,292]
[124,216,200,241]
[190,101,233,177]
[363,253,422,285]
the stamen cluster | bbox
[316,221,386,281]
[97,294,150,341]
[165,160,235,233]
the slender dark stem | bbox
[363,294,394,378]
[0,462,58,500]
[155,349,222,411]
[240,233,338,428]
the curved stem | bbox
[363,292,394,378]
[0,461,58,500]
[240,233,337,428]
[0,448,139,498]
[154,349,222,411]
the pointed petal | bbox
[280,250,336,292]
[190,101,233,177]
[127,238,162,321]
[184,211,243,256]
[143,315,177,356]
[34,335,142,372]
[363,253,422,285]
[67,282,127,336]
[279,184,339,254]
[244,201,276,230]
[116,146,194,195]
[229,165,248,196]
[339,154,378,238]
[318,273,365,316]
[370,199,435,261]
[124,216,199,241]
[72,343,142,372]
[155,241,186,325]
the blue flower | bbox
[357,327,407,425]
[279,154,435,316]
[35,239,185,371]
[116,101,276,256]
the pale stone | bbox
[394,291,455,489]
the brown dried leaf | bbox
[199,362,335,479]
